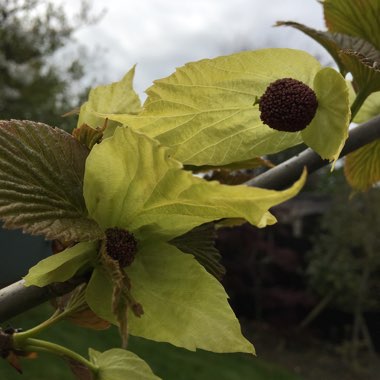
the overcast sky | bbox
[63,0,331,98]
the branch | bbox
[0,277,86,323]
[1,116,380,323]
[248,115,380,189]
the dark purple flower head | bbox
[105,227,138,267]
[259,78,318,132]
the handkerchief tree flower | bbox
[82,48,350,167]
[0,41,354,378]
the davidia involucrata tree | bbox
[1,0,379,378]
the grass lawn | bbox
[1,303,301,380]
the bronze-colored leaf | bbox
[277,21,380,96]
[0,120,103,241]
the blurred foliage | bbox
[307,181,380,312]
[0,0,96,130]
[0,303,301,380]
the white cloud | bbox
[63,0,332,97]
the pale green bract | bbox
[77,66,141,132]
[89,348,160,380]
[24,242,97,287]
[83,126,305,353]
[84,128,306,238]
[84,48,350,165]
[25,126,306,354]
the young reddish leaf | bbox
[68,359,95,380]
[66,308,111,331]
[0,120,103,241]
[54,284,111,331]
[72,123,104,150]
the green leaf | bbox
[301,67,350,161]
[170,223,225,280]
[354,91,380,123]
[0,120,104,241]
[344,139,380,191]
[84,127,307,241]
[89,348,160,380]
[77,66,142,130]
[323,0,380,51]
[24,242,97,287]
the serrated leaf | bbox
[24,242,97,287]
[323,0,380,51]
[277,21,380,98]
[344,139,380,191]
[0,120,103,241]
[84,127,307,241]
[339,48,380,95]
[170,223,225,280]
[78,66,142,130]
[89,348,160,380]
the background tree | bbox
[0,0,98,287]
[0,0,95,129]
[305,177,380,362]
